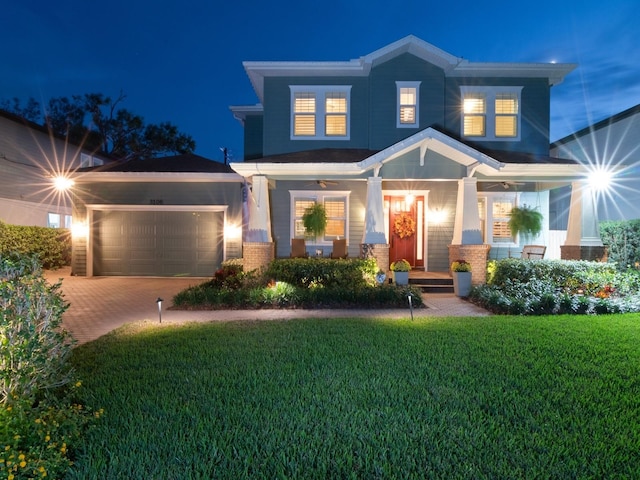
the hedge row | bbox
[0,221,71,269]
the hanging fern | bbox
[302,202,327,238]
[508,204,543,241]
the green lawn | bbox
[68,315,640,479]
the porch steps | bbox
[409,276,454,294]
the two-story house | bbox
[66,35,604,279]
[230,35,601,281]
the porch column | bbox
[561,181,607,261]
[243,175,275,272]
[452,177,482,245]
[361,176,390,272]
[449,177,490,284]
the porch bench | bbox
[521,245,546,259]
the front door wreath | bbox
[394,213,416,239]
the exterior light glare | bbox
[54,176,74,191]
[587,167,612,192]
[71,222,88,239]
[225,223,242,239]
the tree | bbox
[1,93,196,161]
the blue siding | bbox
[368,53,446,149]
[243,114,263,160]
[261,76,370,156]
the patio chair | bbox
[290,238,309,258]
[330,238,348,259]
[521,245,546,259]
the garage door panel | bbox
[93,209,223,276]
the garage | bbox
[92,209,223,276]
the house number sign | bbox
[149,199,164,205]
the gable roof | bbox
[231,127,586,182]
[239,35,577,104]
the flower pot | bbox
[453,271,472,297]
[393,271,409,285]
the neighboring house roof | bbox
[551,103,640,147]
[73,153,242,183]
[82,153,234,173]
[237,35,577,107]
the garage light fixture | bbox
[53,175,75,191]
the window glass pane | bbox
[64,215,73,228]
[294,93,315,113]
[324,199,345,217]
[325,219,345,237]
[295,199,315,217]
[464,116,485,136]
[325,115,346,135]
[493,200,513,217]
[464,96,485,114]
[294,115,315,136]
[325,93,346,113]
[400,87,416,105]
[493,221,512,242]
[495,94,517,114]
[400,106,416,124]
[495,116,517,137]
[47,213,61,228]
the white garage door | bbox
[93,210,223,276]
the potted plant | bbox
[302,202,327,242]
[451,260,472,297]
[508,204,543,243]
[390,259,411,285]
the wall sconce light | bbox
[405,192,415,205]
[429,208,447,225]
[71,222,89,239]
[224,223,242,239]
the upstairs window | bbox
[396,81,420,128]
[290,86,351,140]
[461,86,522,141]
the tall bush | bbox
[600,219,640,269]
[0,254,75,404]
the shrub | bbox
[264,258,378,289]
[600,219,640,269]
[471,258,640,315]
[0,222,71,270]
[0,254,75,404]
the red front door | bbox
[387,195,419,268]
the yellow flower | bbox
[8,474,14,480]
[18,454,25,461]
[20,460,26,468]
[60,443,67,455]
[44,435,50,442]
[75,381,82,388]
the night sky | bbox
[2,0,639,162]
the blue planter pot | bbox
[393,271,409,285]
[453,271,472,297]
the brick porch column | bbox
[242,242,275,273]
[449,244,491,285]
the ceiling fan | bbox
[486,181,525,190]
[307,180,338,188]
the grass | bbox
[67,315,640,479]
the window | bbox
[461,86,522,141]
[290,191,350,243]
[478,194,517,244]
[396,81,420,127]
[47,213,61,228]
[80,153,104,167]
[290,86,351,140]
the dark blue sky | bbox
[2,0,639,162]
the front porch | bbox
[407,269,454,294]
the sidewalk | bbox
[45,268,490,345]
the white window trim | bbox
[289,190,351,245]
[479,192,521,247]
[396,81,421,128]
[290,85,351,140]
[461,86,523,141]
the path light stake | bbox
[408,294,414,321]
[156,297,163,323]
